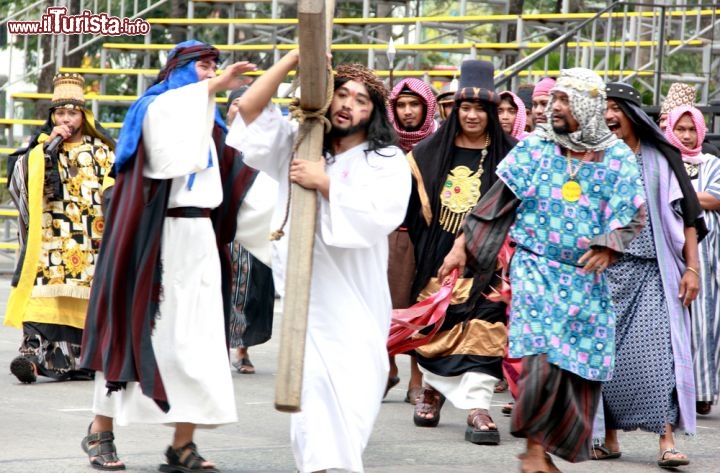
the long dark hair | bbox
[408,98,517,302]
[413,99,517,219]
[323,77,397,156]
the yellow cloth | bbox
[22,297,89,330]
[4,136,47,328]
[4,112,114,328]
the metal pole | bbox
[387,37,396,88]
[655,6,666,106]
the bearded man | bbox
[439,68,646,472]
[230,51,411,473]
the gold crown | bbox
[51,72,85,109]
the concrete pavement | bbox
[0,276,718,473]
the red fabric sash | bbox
[387,269,458,356]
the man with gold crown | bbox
[5,72,115,385]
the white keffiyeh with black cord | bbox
[536,67,618,152]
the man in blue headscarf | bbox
[79,40,257,472]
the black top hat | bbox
[454,60,499,104]
[606,82,641,107]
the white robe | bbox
[227,106,411,473]
[93,80,237,427]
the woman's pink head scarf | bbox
[499,91,528,139]
[664,104,706,161]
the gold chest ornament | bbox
[439,147,488,233]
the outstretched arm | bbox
[207,61,257,96]
[237,50,300,126]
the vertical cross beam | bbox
[275,0,335,413]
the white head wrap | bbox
[538,68,617,152]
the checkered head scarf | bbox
[388,78,438,151]
[540,68,617,152]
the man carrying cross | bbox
[227,50,411,473]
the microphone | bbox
[45,135,63,154]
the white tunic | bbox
[93,80,237,427]
[227,106,411,472]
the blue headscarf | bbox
[114,40,227,182]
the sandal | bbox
[404,386,423,405]
[465,408,500,445]
[517,452,559,473]
[494,379,508,393]
[501,401,514,416]
[591,444,622,460]
[658,448,689,468]
[696,400,712,415]
[413,386,445,427]
[383,375,400,398]
[10,355,37,384]
[232,357,255,374]
[159,442,219,473]
[81,423,126,471]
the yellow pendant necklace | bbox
[561,148,592,202]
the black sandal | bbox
[159,442,219,472]
[81,423,126,471]
[465,408,500,445]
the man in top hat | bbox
[229,50,411,473]
[385,77,440,403]
[531,76,556,129]
[5,72,115,385]
[79,40,257,471]
[438,68,646,471]
[404,59,517,445]
[588,82,705,467]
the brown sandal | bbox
[465,408,500,445]
[412,386,445,427]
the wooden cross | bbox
[275,0,335,413]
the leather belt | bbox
[166,207,211,218]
